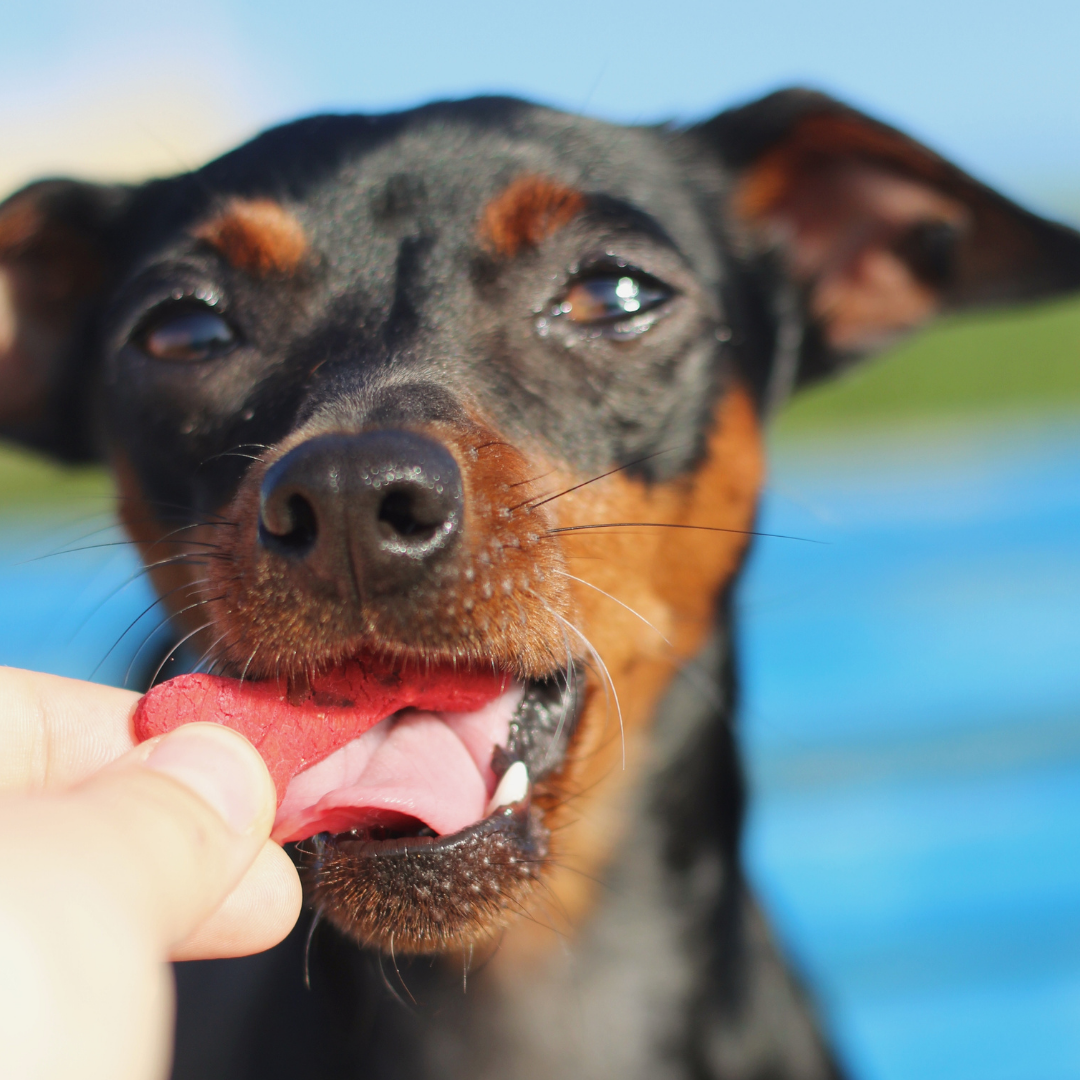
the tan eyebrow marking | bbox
[478,174,586,258]
[194,198,308,276]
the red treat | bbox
[134,661,512,819]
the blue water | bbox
[740,417,1080,1080]
[0,511,170,686]
[2,416,1079,1079]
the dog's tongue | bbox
[134,662,512,823]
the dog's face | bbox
[2,91,1078,955]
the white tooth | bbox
[486,760,529,815]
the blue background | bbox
[3,0,1080,213]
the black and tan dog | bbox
[2,89,1079,1080]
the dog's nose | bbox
[258,431,464,594]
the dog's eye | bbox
[552,271,672,337]
[136,306,238,362]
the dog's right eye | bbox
[135,306,238,362]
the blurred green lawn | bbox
[1,295,1079,506]
[777,295,1080,437]
[0,445,111,509]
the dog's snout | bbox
[258,431,464,592]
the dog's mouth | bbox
[272,671,578,848]
[272,681,522,845]
[135,652,582,948]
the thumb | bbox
[0,722,296,1080]
[84,720,284,949]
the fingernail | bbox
[144,724,267,833]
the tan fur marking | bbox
[495,383,764,962]
[479,175,586,258]
[194,198,308,277]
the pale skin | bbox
[0,667,303,1080]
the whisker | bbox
[373,949,412,1011]
[64,554,211,645]
[140,519,238,557]
[387,933,417,1006]
[506,468,556,489]
[547,521,825,543]
[147,620,217,688]
[89,577,210,678]
[120,612,178,687]
[511,447,679,513]
[303,910,323,991]
[23,537,230,564]
[554,571,671,648]
[469,440,517,454]
[33,511,236,561]
[197,442,274,470]
[463,943,474,994]
[191,628,235,674]
[239,644,261,687]
[121,591,224,686]
[34,516,136,551]
[551,611,625,770]
[111,495,238,524]
[201,451,264,464]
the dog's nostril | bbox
[260,492,318,555]
[378,488,441,541]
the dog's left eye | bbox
[552,271,672,335]
[135,306,239,362]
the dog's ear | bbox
[692,88,1080,398]
[0,179,134,460]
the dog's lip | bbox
[312,797,533,861]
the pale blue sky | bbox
[2,0,1077,215]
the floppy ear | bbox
[0,179,133,460]
[692,88,1080,399]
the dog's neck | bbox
[171,607,840,1080]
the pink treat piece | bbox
[134,662,511,804]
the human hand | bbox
[0,667,302,1080]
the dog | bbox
[1,88,1079,1080]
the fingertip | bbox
[170,841,303,961]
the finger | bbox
[89,721,287,949]
[0,722,296,1080]
[171,840,302,961]
[0,666,140,792]
[0,667,303,956]
[1,722,282,953]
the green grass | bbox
[776,295,1080,437]
[0,443,112,510]
[1,295,1079,504]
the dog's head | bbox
[2,90,1078,954]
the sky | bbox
[1,0,1078,218]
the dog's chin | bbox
[297,802,550,953]
[268,655,583,953]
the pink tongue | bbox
[133,661,513,805]
[271,687,522,843]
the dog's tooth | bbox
[486,760,529,814]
